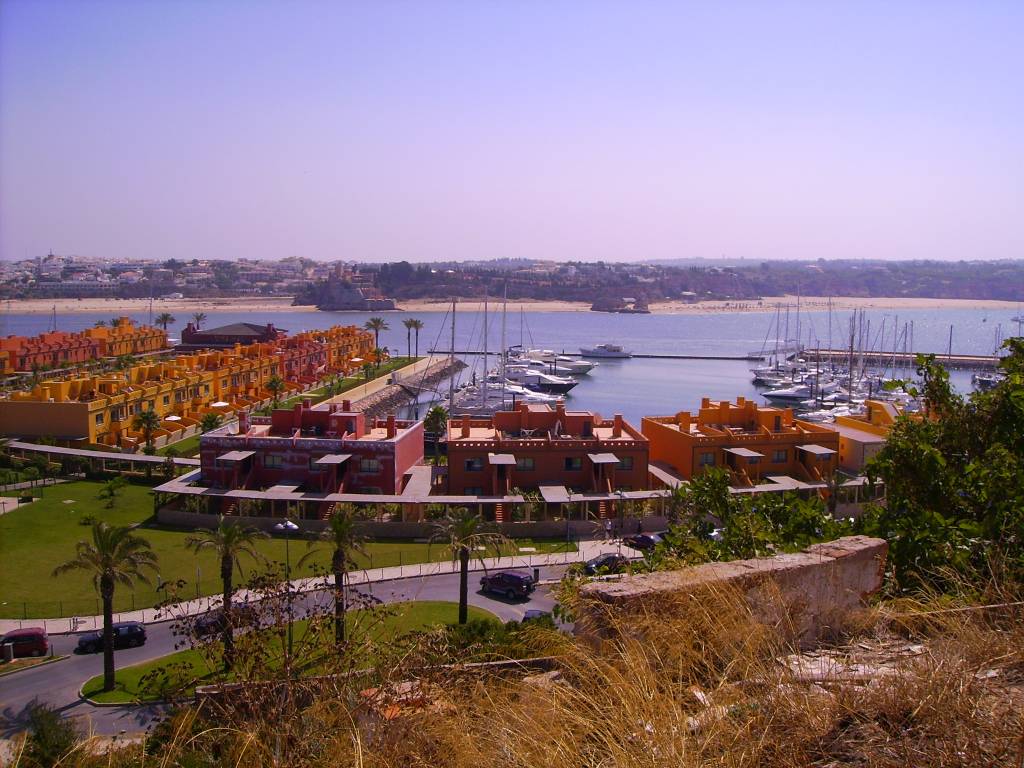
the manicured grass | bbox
[0,655,67,677]
[0,480,576,618]
[81,600,495,703]
[157,433,201,457]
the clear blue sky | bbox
[1,1,1021,263]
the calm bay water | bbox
[4,305,1015,423]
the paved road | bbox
[0,565,568,738]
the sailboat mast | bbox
[500,283,507,407]
[447,298,456,413]
[481,294,488,404]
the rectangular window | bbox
[360,458,382,473]
[617,456,634,470]
[698,452,715,467]
[772,449,787,463]
[264,455,283,469]
[309,457,323,471]
[163,395,170,405]
[464,457,484,472]
[463,487,483,496]
[515,457,535,471]
[95,412,105,424]
[564,457,582,471]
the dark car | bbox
[480,570,536,600]
[584,553,630,576]
[622,533,664,552]
[193,605,257,638]
[1,627,50,658]
[76,621,146,654]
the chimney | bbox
[701,397,710,408]
[237,410,249,434]
[303,397,312,409]
[461,414,471,438]
[342,399,352,411]
[294,402,304,428]
[736,396,745,407]
[612,414,623,437]
[386,414,397,439]
[556,400,566,420]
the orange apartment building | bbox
[642,397,839,488]
[0,318,167,374]
[833,400,898,472]
[445,402,650,498]
[0,325,374,447]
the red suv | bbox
[1,627,50,658]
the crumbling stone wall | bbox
[578,535,888,647]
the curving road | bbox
[0,566,568,738]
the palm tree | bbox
[93,319,107,328]
[185,518,267,671]
[155,312,176,331]
[298,506,366,648]
[191,312,207,329]
[363,317,389,354]
[361,363,374,382]
[200,413,222,433]
[53,523,158,692]
[407,318,424,358]
[266,374,286,408]
[372,347,388,370]
[424,405,448,436]
[132,407,161,452]
[97,476,128,508]
[402,318,416,360]
[430,508,510,624]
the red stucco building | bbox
[445,402,650,497]
[200,400,424,502]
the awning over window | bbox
[587,452,620,464]
[314,453,352,465]
[797,444,837,456]
[217,450,255,462]
[722,447,764,458]
[487,453,517,466]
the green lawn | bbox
[0,480,575,618]
[81,600,495,703]
[157,433,202,457]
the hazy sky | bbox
[1,1,1022,264]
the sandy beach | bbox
[4,294,1020,316]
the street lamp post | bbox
[273,519,300,660]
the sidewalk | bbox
[0,539,625,635]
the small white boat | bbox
[580,343,631,359]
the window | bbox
[617,456,633,470]
[463,487,483,496]
[264,455,283,469]
[95,412,105,425]
[747,457,760,465]
[360,458,382,473]
[515,457,535,471]
[163,395,170,406]
[309,457,323,471]
[772,449,787,463]
[564,457,582,471]
[464,457,484,472]
[698,452,715,467]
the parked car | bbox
[0,627,50,658]
[583,553,630,575]
[622,533,664,551]
[76,621,146,654]
[193,605,257,638]
[480,570,536,600]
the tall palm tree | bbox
[53,523,158,692]
[363,317,389,354]
[266,374,286,408]
[409,318,425,358]
[191,312,207,329]
[155,312,176,331]
[298,506,366,648]
[185,518,267,671]
[132,407,161,452]
[430,508,510,624]
[402,318,417,359]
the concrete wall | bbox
[157,506,668,539]
[577,535,887,647]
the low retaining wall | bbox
[156,507,668,539]
[578,535,887,647]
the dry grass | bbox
[14,588,1024,768]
